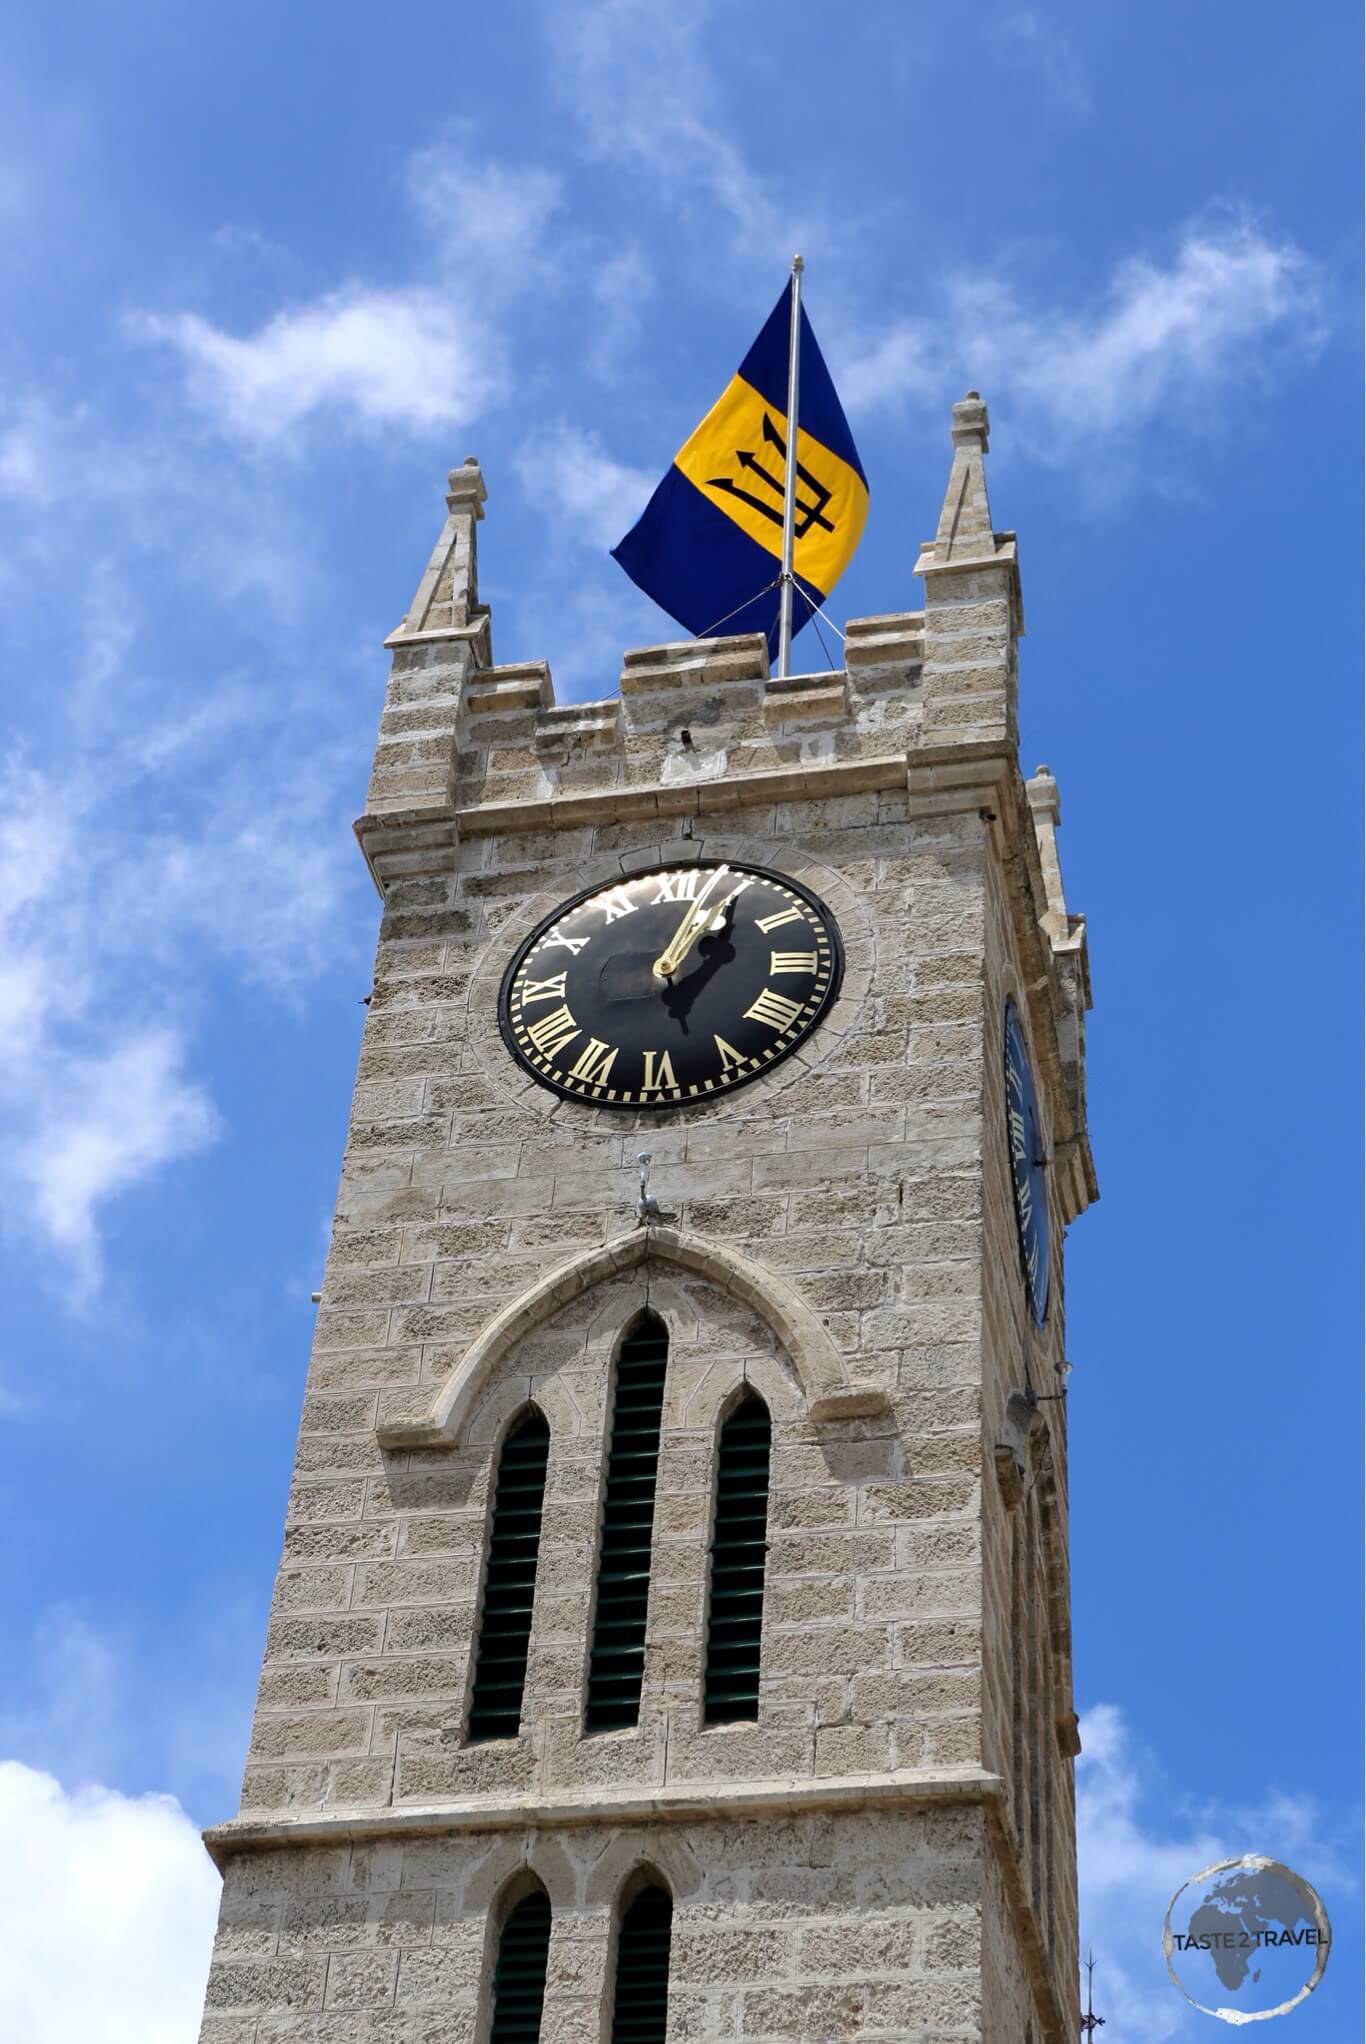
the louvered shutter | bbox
[585,1316,667,1733]
[489,1888,551,2044]
[468,1409,550,1742]
[703,1393,771,1723]
[609,1884,672,2044]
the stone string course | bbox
[197,397,1096,2044]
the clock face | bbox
[1004,999,1051,1326]
[499,862,843,1110]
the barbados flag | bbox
[611,285,868,658]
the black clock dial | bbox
[1003,998,1050,1326]
[499,862,843,1109]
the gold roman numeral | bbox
[745,988,804,1033]
[597,885,638,924]
[651,868,700,903]
[714,1035,746,1073]
[755,905,803,933]
[640,1049,679,1092]
[525,1004,580,1059]
[567,1038,619,1085]
[519,972,568,1006]
[769,950,818,974]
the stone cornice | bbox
[202,1764,1071,2042]
[382,620,490,651]
[451,753,906,836]
[203,1764,1006,1866]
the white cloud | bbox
[0,1605,257,1824]
[587,243,656,378]
[835,319,943,415]
[516,425,657,552]
[1076,1703,1354,2043]
[0,397,81,506]
[0,721,363,1291]
[136,132,566,449]
[997,9,1092,114]
[0,763,217,1290]
[548,0,815,265]
[839,217,1324,467]
[405,133,564,282]
[18,1028,217,1273]
[138,285,497,444]
[0,1761,219,2044]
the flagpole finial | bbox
[791,253,804,273]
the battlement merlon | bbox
[351,401,1094,1211]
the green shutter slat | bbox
[585,1317,668,1734]
[609,1885,672,2044]
[703,1394,771,1724]
[468,1410,550,1743]
[489,1889,551,2044]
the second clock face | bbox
[1004,998,1051,1327]
[499,862,843,1109]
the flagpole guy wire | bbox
[776,253,804,680]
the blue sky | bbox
[0,2,1359,2037]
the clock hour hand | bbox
[652,864,730,979]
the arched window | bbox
[468,1407,550,1742]
[585,1313,668,1734]
[703,1391,771,1723]
[488,1887,551,2044]
[609,1883,672,2044]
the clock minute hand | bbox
[652,864,731,979]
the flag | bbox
[611,284,868,659]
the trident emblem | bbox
[707,412,835,539]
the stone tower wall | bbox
[197,401,1094,2044]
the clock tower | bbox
[197,393,1096,2044]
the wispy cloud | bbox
[18,1029,217,1276]
[1076,1702,1356,2042]
[0,1602,258,1819]
[838,214,1325,473]
[0,693,363,1291]
[997,9,1092,114]
[0,397,84,506]
[405,132,564,281]
[0,1760,218,2044]
[137,285,498,444]
[515,425,657,553]
[135,133,565,448]
[548,0,818,267]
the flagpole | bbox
[776,253,804,679]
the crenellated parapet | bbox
[353,395,1094,1220]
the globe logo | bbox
[1163,1855,1331,2024]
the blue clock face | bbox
[1004,999,1050,1326]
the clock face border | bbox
[497,860,845,1112]
[1003,997,1051,1327]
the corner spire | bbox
[387,455,490,651]
[911,391,1023,757]
[918,391,1006,571]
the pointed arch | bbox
[376,1225,886,1450]
[486,1878,551,2044]
[608,1877,672,2044]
